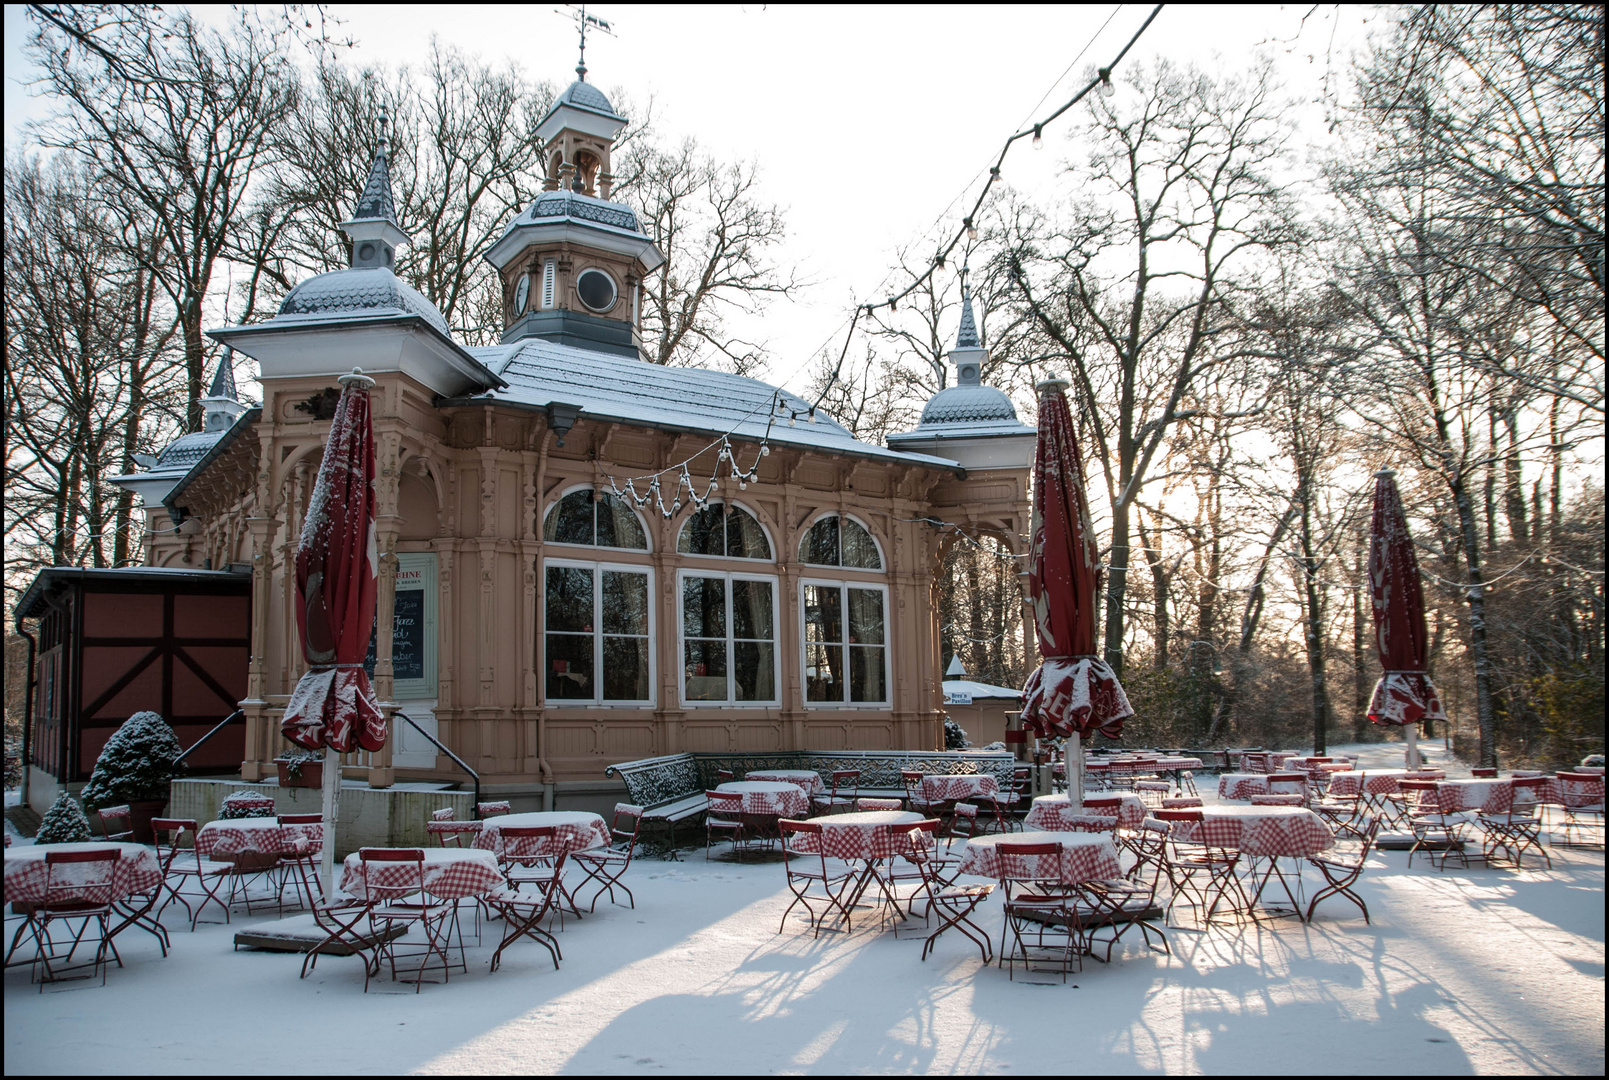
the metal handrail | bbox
[173,709,246,766]
[392,711,482,818]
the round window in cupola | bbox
[576,268,618,313]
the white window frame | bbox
[799,576,891,709]
[542,557,655,707]
[542,485,653,552]
[676,568,781,708]
[674,500,776,562]
[797,511,886,571]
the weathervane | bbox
[555,4,615,80]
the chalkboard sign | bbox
[361,553,437,698]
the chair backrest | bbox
[1251,794,1305,806]
[1059,814,1117,833]
[1556,772,1604,807]
[1398,779,1442,814]
[477,801,512,818]
[1510,775,1548,804]
[44,847,121,907]
[830,770,860,795]
[995,841,1064,885]
[1471,768,1498,778]
[1266,772,1306,794]
[778,818,820,858]
[151,818,199,866]
[97,805,132,836]
[611,803,645,843]
[495,826,558,866]
[716,769,736,782]
[706,790,743,817]
[1082,795,1122,809]
[432,807,455,821]
[855,797,903,811]
[900,770,924,792]
[1161,797,1203,809]
[1153,808,1204,822]
[356,846,426,900]
[278,813,322,825]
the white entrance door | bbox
[392,699,440,769]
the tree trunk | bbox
[1296,495,1330,755]
[1351,542,1369,741]
[1502,407,1528,545]
[1138,512,1170,670]
[1450,477,1499,768]
[1104,500,1132,675]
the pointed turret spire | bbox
[340,105,409,270]
[207,346,238,401]
[956,278,981,350]
[949,267,986,387]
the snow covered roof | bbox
[457,336,963,471]
[15,566,250,624]
[550,78,626,123]
[276,266,451,336]
[943,678,1024,701]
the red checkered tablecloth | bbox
[1218,774,1269,800]
[1196,806,1334,858]
[196,817,323,859]
[788,810,926,860]
[920,774,999,802]
[957,831,1123,884]
[4,842,163,905]
[1026,793,1146,831]
[1435,779,1514,813]
[340,848,504,901]
[1325,769,1446,797]
[714,782,810,817]
[743,770,826,796]
[473,812,610,857]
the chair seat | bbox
[169,855,234,876]
[373,901,454,919]
[572,849,628,866]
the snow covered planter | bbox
[34,791,93,845]
[274,750,324,788]
[219,791,278,820]
[78,710,185,843]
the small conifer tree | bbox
[35,791,93,845]
[79,711,184,811]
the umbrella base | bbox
[232,913,405,955]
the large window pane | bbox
[805,642,842,702]
[803,585,841,645]
[545,633,593,699]
[677,505,726,555]
[545,491,595,545]
[684,639,728,701]
[733,641,774,701]
[841,519,881,569]
[847,589,884,645]
[602,637,649,700]
[603,571,649,635]
[545,566,593,632]
[801,517,838,565]
[731,579,773,640]
[595,495,647,550]
[726,506,771,560]
[849,645,885,702]
[682,576,725,638]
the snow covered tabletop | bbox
[1326,769,1446,797]
[1218,774,1270,800]
[1027,793,1146,831]
[340,848,503,901]
[1435,779,1514,813]
[1179,805,1334,858]
[743,770,826,796]
[715,782,810,818]
[919,774,998,803]
[196,817,322,859]
[4,842,162,905]
[472,812,609,858]
[787,810,925,860]
[957,831,1123,884]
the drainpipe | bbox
[16,621,38,807]
[533,423,555,805]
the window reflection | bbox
[682,574,775,704]
[803,582,887,704]
[799,515,881,570]
[676,502,771,560]
[544,490,647,550]
[545,562,651,703]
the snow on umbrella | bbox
[1366,469,1445,769]
[279,368,384,897]
[1019,377,1132,811]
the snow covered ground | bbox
[5,742,1603,1075]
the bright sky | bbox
[4,3,1378,397]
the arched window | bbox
[798,514,882,570]
[677,502,771,560]
[544,489,648,550]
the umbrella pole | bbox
[1066,731,1083,813]
[319,751,339,903]
[1405,724,1421,770]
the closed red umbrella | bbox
[1366,469,1445,769]
[1020,378,1132,810]
[280,369,384,896]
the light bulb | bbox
[788,413,796,427]
[1033,125,1043,148]
[1098,70,1115,98]
[761,445,770,456]
[964,217,978,241]
[990,165,1002,183]
[739,480,747,490]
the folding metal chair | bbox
[892,821,994,962]
[274,813,324,913]
[901,770,946,820]
[487,840,566,974]
[1554,772,1604,849]
[705,790,748,861]
[1401,780,1466,870]
[27,848,123,989]
[96,805,134,842]
[288,853,383,990]
[996,842,1080,982]
[777,820,855,936]
[477,801,513,818]
[151,818,233,930]
[1306,816,1382,924]
[1157,810,1247,927]
[811,770,860,816]
[570,803,644,912]
[1482,776,1550,868]
[358,848,460,991]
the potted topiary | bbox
[78,711,184,843]
[34,791,93,845]
[274,749,324,789]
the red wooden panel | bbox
[89,654,164,720]
[82,592,164,638]
[78,725,117,777]
[174,594,249,639]
[80,647,159,715]
[180,645,249,698]
[169,721,245,770]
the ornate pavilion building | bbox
[102,67,1038,809]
